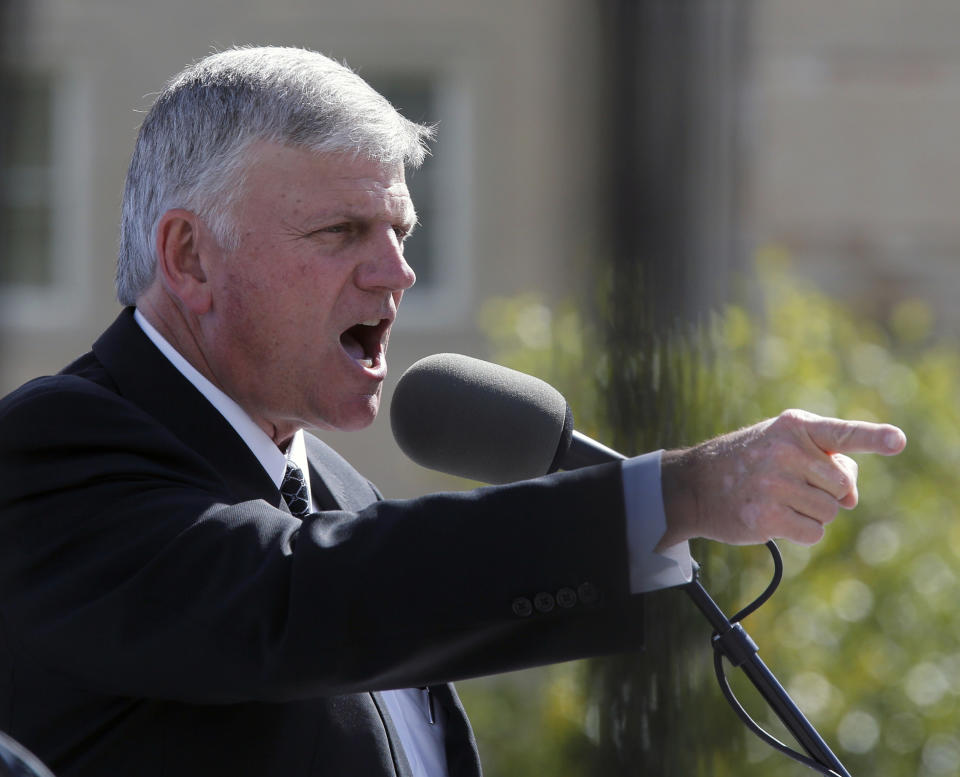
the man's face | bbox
[199,142,417,441]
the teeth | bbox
[358,357,374,368]
[360,319,380,327]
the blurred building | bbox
[2,0,959,499]
[751,0,960,328]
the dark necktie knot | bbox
[280,461,310,518]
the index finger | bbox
[804,415,906,456]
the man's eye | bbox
[393,226,412,242]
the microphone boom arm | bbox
[563,431,630,470]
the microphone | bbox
[390,353,625,484]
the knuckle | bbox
[823,461,854,494]
[820,504,840,525]
[775,409,819,442]
[831,465,849,493]
[835,453,859,477]
[776,409,805,430]
[779,408,813,426]
[828,456,858,497]
[832,421,856,448]
[798,522,826,546]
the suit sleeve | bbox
[0,377,646,704]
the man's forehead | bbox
[241,142,415,216]
[245,141,405,184]
[317,176,415,219]
[321,171,410,198]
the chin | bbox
[313,396,380,432]
[333,415,378,432]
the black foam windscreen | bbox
[390,353,574,484]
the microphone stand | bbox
[566,432,851,773]
[683,560,852,776]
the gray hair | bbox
[116,45,435,305]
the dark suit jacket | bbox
[0,309,645,776]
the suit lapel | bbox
[303,434,380,512]
[370,692,415,777]
[430,684,483,777]
[91,309,278,505]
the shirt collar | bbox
[133,308,307,495]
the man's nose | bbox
[356,229,417,292]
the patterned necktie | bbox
[280,461,311,518]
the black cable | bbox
[709,541,844,776]
[713,649,841,776]
[728,540,783,624]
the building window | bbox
[368,71,474,328]
[0,65,93,330]
[372,76,439,288]
[0,70,54,287]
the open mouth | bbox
[339,319,389,370]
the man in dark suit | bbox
[0,47,905,777]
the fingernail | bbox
[885,429,904,451]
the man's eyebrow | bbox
[403,207,420,231]
[337,203,420,230]
[285,205,419,235]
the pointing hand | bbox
[657,409,907,549]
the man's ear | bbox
[154,209,214,315]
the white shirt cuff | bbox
[622,451,694,593]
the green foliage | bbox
[463,250,960,776]
[456,664,598,777]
